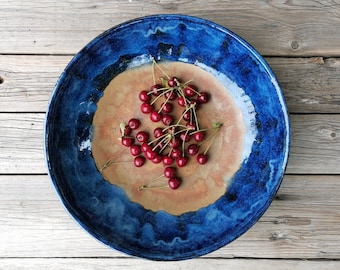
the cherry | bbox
[169,137,180,149]
[150,110,162,122]
[136,131,149,143]
[170,148,181,159]
[168,77,178,87]
[139,90,151,102]
[150,84,162,96]
[182,110,191,121]
[180,132,191,142]
[176,156,188,167]
[134,156,146,167]
[197,153,208,165]
[184,85,197,97]
[153,127,164,138]
[164,90,176,100]
[162,155,174,166]
[164,166,176,178]
[162,114,173,126]
[152,154,162,164]
[168,177,181,189]
[193,131,205,142]
[128,118,140,130]
[186,122,196,131]
[145,148,157,160]
[122,125,132,136]
[121,136,134,147]
[197,92,210,103]
[130,144,141,156]
[177,96,186,107]
[161,102,173,113]
[141,142,150,152]
[187,144,199,156]
[141,102,153,114]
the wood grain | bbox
[1,55,340,113]
[1,0,340,56]
[1,175,340,259]
[0,258,339,270]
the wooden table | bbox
[1,1,340,269]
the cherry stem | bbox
[152,58,170,80]
[199,123,222,154]
[139,174,167,190]
[100,158,132,172]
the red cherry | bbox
[164,166,176,178]
[152,154,162,164]
[141,142,151,152]
[161,102,173,113]
[130,144,141,156]
[197,92,210,103]
[162,155,174,166]
[121,137,134,147]
[150,84,162,96]
[182,110,191,121]
[162,114,173,126]
[170,148,181,159]
[168,77,178,87]
[150,110,162,122]
[139,90,151,102]
[128,118,140,130]
[187,144,199,156]
[164,90,176,100]
[145,148,157,160]
[134,156,146,167]
[184,85,197,97]
[136,131,149,143]
[122,125,132,136]
[169,138,180,149]
[186,122,196,131]
[177,96,186,107]
[197,153,208,165]
[153,127,164,138]
[141,102,153,114]
[180,132,191,142]
[193,131,205,142]
[168,177,181,189]
[176,156,188,167]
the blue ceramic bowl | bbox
[45,14,290,260]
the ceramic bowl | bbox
[45,14,290,261]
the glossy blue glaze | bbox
[45,14,290,260]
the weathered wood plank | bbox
[0,113,339,174]
[0,258,339,270]
[0,175,340,259]
[1,55,340,113]
[1,0,340,56]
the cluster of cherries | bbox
[100,61,222,190]
[118,71,222,190]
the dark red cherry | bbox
[136,131,149,143]
[197,92,210,103]
[162,114,173,126]
[128,118,140,130]
[130,144,141,156]
[176,156,188,167]
[139,90,151,102]
[187,144,199,156]
[141,102,153,114]
[162,156,174,166]
[134,156,146,167]
[121,137,134,147]
[193,131,205,142]
[164,166,176,178]
[168,177,181,189]
[184,85,197,97]
[150,110,162,122]
[197,153,208,165]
